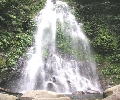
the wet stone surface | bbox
[66,93,103,100]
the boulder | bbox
[102,92,120,100]
[0,87,22,96]
[0,87,11,93]
[0,93,18,100]
[72,91,85,95]
[103,84,120,100]
[86,90,100,94]
[103,84,120,97]
[104,84,120,93]
[20,90,71,100]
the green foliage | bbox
[0,0,45,69]
[56,22,88,60]
[0,54,6,68]
[93,31,117,55]
[102,64,120,75]
[56,22,72,55]
[102,63,120,84]
[64,0,120,83]
[43,49,49,59]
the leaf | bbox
[8,14,16,19]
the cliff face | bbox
[0,0,119,91]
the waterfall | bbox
[3,0,102,93]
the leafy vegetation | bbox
[56,22,72,55]
[0,0,45,76]
[56,21,90,61]
[67,0,120,84]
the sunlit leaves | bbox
[102,64,120,78]
[0,0,45,69]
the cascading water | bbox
[3,0,102,93]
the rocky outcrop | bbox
[0,87,22,96]
[72,90,101,95]
[0,89,104,100]
[20,90,71,100]
[0,93,18,100]
[103,84,120,100]
[72,91,85,95]
[86,90,100,94]
[0,87,11,93]
[0,88,71,100]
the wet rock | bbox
[66,93,103,100]
[20,90,71,100]
[52,0,56,4]
[0,87,22,96]
[103,91,113,98]
[0,87,11,93]
[86,90,100,94]
[50,77,56,83]
[20,97,34,100]
[72,91,85,95]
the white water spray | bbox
[16,0,101,93]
